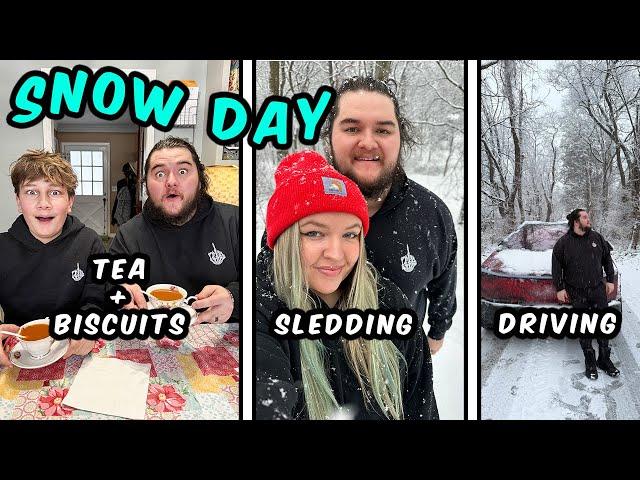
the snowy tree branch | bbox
[481,60,499,70]
[436,61,464,93]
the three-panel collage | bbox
[0,58,629,423]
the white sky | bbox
[536,60,564,112]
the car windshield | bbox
[501,223,567,251]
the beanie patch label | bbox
[322,177,347,197]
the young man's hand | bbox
[0,324,20,367]
[121,283,148,309]
[557,289,570,303]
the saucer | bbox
[10,339,70,369]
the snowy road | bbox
[481,282,640,420]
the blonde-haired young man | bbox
[0,150,105,367]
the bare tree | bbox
[543,123,559,222]
[481,60,499,70]
[269,61,280,96]
[552,60,640,247]
[481,60,535,230]
[374,61,392,81]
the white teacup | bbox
[144,284,197,309]
[18,318,55,359]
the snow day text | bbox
[494,307,622,340]
[6,65,335,151]
[270,308,419,340]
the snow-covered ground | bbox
[411,173,464,420]
[256,171,464,420]
[481,251,640,419]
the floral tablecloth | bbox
[0,324,239,420]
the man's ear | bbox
[15,194,22,213]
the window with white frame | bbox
[69,150,104,196]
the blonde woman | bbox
[256,150,436,420]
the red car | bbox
[481,221,622,328]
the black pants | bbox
[566,283,609,352]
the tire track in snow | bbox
[481,311,640,419]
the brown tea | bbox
[151,288,184,301]
[20,323,50,341]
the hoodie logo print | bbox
[208,242,226,266]
[401,244,417,273]
[71,262,84,282]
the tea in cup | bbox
[18,318,54,359]
[144,284,197,309]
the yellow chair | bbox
[206,165,239,206]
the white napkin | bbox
[63,356,151,420]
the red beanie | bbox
[266,150,370,249]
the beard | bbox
[579,224,592,233]
[330,149,404,200]
[145,190,202,226]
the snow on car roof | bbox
[519,220,566,226]
[492,249,553,275]
[501,221,563,243]
[498,221,568,251]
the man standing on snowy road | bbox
[552,208,620,380]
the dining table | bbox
[0,323,239,420]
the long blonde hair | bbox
[273,222,405,419]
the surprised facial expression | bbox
[16,178,74,244]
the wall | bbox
[201,61,224,166]
[0,62,50,231]
[202,60,239,167]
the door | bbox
[61,143,110,236]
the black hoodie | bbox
[0,215,105,326]
[255,275,437,420]
[365,173,457,340]
[109,195,240,321]
[552,228,615,291]
[256,172,457,340]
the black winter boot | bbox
[597,346,620,377]
[584,349,598,380]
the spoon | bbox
[0,330,26,340]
